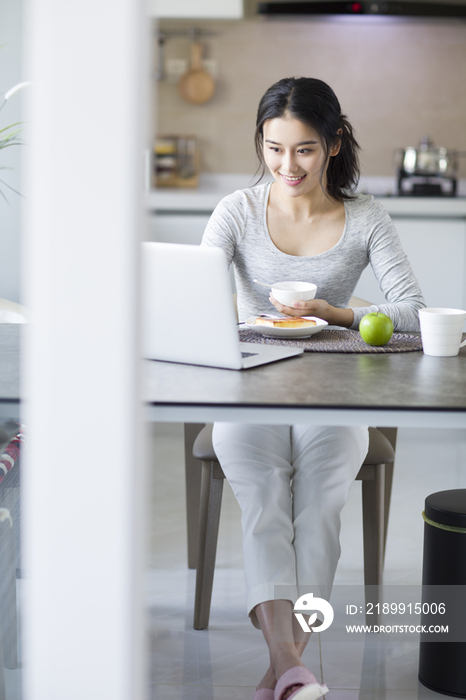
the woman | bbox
[202,77,425,700]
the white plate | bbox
[245,316,328,338]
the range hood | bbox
[257,1,466,18]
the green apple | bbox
[359,312,394,346]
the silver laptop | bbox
[141,242,303,370]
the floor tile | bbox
[149,684,255,700]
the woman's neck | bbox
[269,182,339,221]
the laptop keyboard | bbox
[241,351,258,358]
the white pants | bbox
[212,423,369,628]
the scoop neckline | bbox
[261,180,349,260]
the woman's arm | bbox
[348,204,425,331]
[269,296,355,327]
[200,193,245,262]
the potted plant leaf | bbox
[0,82,31,201]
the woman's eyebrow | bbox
[264,139,318,145]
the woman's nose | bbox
[283,152,298,173]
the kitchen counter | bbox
[146,174,260,212]
[147,173,466,216]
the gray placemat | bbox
[239,328,423,353]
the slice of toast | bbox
[255,317,317,328]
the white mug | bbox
[419,308,466,357]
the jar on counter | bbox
[154,135,199,188]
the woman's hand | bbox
[269,294,354,328]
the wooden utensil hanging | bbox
[178,41,215,105]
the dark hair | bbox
[254,77,360,201]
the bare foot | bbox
[273,653,307,700]
[255,665,276,692]
[256,671,302,700]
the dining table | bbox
[2,321,464,428]
[0,324,21,422]
[3,321,464,426]
[143,337,466,428]
[3,321,464,436]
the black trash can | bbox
[419,489,466,698]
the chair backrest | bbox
[376,427,397,452]
[349,296,372,307]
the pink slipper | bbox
[274,666,328,700]
[253,690,275,700]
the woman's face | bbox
[262,113,337,199]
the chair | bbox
[185,423,396,630]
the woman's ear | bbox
[330,128,343,157]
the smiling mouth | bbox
[279,173,306,185]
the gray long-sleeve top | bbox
[201,182,425,331]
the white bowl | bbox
[271,281,317,306]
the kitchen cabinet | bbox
[353,216,466,310]
[148,0,243,18]
[148,211,212,245]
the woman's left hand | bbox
[269,294,354,328]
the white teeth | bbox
[281,174,304,181]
